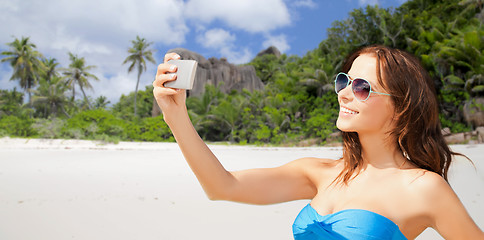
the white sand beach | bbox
[0,137,483,239]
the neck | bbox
[358,131,406,169]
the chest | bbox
[309,174,429,238]
[310,173,406,220]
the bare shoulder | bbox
[287,157,342,185]
[403,169,453,204]
[406,169,447,188]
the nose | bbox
[338,81,353,102]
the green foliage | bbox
[305,95,339,141]
[112,85,154,119]
[248,54,282,83]
[63,109,127,140]
[0,115,36,137]
[439,113,471,133]
[132,116,174,142]
[93,95,110,109]
[255,124,271,142]
[0,88,25,117]
[32,118,66,139]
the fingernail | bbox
[174,54,181,59]
[170,65,176,71]
[169,73,176,78]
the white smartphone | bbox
[164,60,198,90]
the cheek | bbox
[361,99,395,130]
[337,99,394,132]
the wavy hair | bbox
[335,45,465,184]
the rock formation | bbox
[152,48,265,117]
[463,97,484,128]
[167,48,264,96]
[256,46,281,58]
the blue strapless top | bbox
[293,204,407,240]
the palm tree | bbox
[33,57,66,118]
[33,75,70,118]
[123,36,156,117]
[41,58,60,83]
[94,95,110,109]
[63,52,99,108]
[0,36,43,111]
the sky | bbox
[0,0,407,104]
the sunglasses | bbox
[334,72,391,101]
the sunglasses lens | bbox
[352,78,371,101]
[335,74,348,93]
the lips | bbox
[340,106,359,114]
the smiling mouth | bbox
[340,106,359,114]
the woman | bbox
[152,45,484,239]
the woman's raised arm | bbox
[152,53,318,204]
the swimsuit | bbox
[293,204,408,240]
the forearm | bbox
[154,53,236,201]
[166,109,235,200]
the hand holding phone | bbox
[164,60,198,90]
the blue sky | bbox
[0,0,407,103]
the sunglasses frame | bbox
[334,72,391,101]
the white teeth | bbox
[340,107,358,114]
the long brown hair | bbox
[335,45,464,184]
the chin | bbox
[336,118,356,132]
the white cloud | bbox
[198,29,236,49]
[0,0,189,50]
[197,28,252,64]
[262,34,290,53]
[184,0,291,33]
[291,0,317,8]
[94,73,138,103]
[220,48,253,65]
[358,0,380,6]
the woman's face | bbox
[336,54,395,134]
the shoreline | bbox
[0,136,345,151]
[1,136,482,151]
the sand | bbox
[0,137,482,239]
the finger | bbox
[156,63,178,77]
[153,86,179,97]
[153,72,177,87]
[164,52,181,63]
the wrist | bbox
[164,107,190,127]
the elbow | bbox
[205,186,240,202]
[202,175,236,201]
[204,189,230,201]
[206,193,221,201]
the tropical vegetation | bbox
[0,0,483,145]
